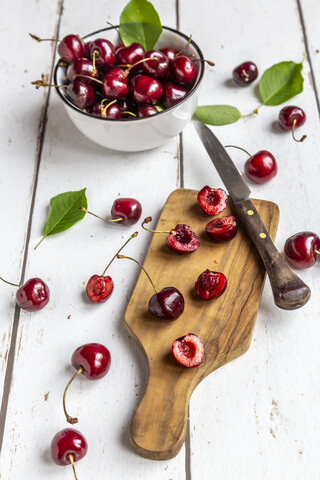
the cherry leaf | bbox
[35,189,87,248]
[193,105,241,126]
[259,61,304,106]
[119,0,162,51]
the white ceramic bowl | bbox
[54,26,204,152]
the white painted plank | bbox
[180,0,320,478]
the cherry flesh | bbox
[141,50,170,79]
[163,82,188,108]
[167,224,200,254]
[149,287,185,319]
[195,269,227,300]
[66,81,95,110]
[172,333,205,368]
[130,74,163,105]
[205,216,238,242]
[58,35,84,64]
[116,42,145,65]
[171,55,196,85]
[13,277,50,312]
[232,61,258,85]
[197,186,228,215]
[244,150,278,184]
[86,275,113,303]
[51,428,87,480]
[278,106,307,142]
[90,38,116,72]
[284,231,320,269]
[67,58,99,85]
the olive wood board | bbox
[124,188,279,460]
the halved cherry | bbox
[172,333,205,367]
[195,269,227,300]
[205,216,238,242]
[197,186,228,215]
[142,217,199,254]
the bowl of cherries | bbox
[53,26,205,152]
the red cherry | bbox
[195,269,227,300]
[141,50,170,79]
[86,274,114,303]
[160,46,178,63]
[15,277,50,311]
[111,198,142,224]
[244,150,278,184]
[149,287,185,319]
[232,61,258,85]
[170,55,196,85]
[66,81,95,110]
[205,216,238,242]
[278,106,307,142]
[91,101,122,119]
[58,35,84,63]
[89,38,116,72]
[71,343,111,380]
[51,428,87,478]
[102,69,129,100]
[163,82,188,108]
[137,105,158,117]
[66,58,99,86]
[284,231,320,269]
[197,186,228,215]
[83,41,91,58]
[142,217,199,254]
[116,42,145,65]
[172,333,205,367]
[130,74,163,105]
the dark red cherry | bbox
[284,231,320,269]
[195,269,227,300]
[51,428,87,466]
[66,81,95,110]
[170,55,196,85]
[244,150,278,184]
[172,333,205,367]
[197,186,228,215]
[111,198,142,224]
[101,69,129,100]
[278,106,307,142]
[83,41,91,58]
[71,343,111,380]
[232,61,258,85]
[86,275,113,303]
[205,216,238,242]
[67,58,99,85]
[91,101,122,119]
[163,82,188,108]
[90,38,116,72]
[167,224,200,254]
[116,42,145,65]
[160,46,178,63]
[16,277,50,312]
[58,35,84,63]
[141,50,170,79]
[149,287,184,319]
[130,74,163,105]
[137,105,158,117]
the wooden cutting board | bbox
[124,188,279,460]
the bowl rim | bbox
[53,25,205,123]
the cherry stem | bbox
[29,33,60,42]
[315,249,320,255]
[68,454,79,480]
[101,99,117,118]
[224,144,251,157]
[63,366,84,425]
[79,206,124,223]
[141,216,170,234]
[122,111,136,117]
[292,118,307,143]
[106,21,120,35]
[0,276,21,288]
[176,35,192,56]
[117,255,158,293]
[101,232,138,277]
[122,57,155,77]
[92,50,99,76]
[242,69,249,78]
[31,73,68,90]
[193,59,215,67]
[66,74,103,85]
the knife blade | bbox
[194,120,310,310]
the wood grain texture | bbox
[125,188,279,460]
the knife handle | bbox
[234,198,311,310]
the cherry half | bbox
[0,276,50,312]
[232,61,258,85]
[172,333,205,367]
[195,269,227,300]
[117,255,185,320]
[278,106,307,142]
[63,343,111,424]
[51,428,87,480]
[86,232,138,303]
[80,197,142,225]
[205,216,238,242]
[284,231,320,269]
[197,186,228,215]
[142,216,200,254]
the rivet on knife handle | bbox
[235,198,311,310]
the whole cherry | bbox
[232,61,258,85]
[86,232,138,303]
[141,50,170,79]
[58,34,85,64]
[91,100,122,119]
[116,42,145,65]
[137,105,158,117]
[63,343,111,424]
[284,231,320,269]
[117,255,185,319]
[101,68,129,100]
[170,55,196,85]
[160,46,178,63]
[0,276,50,312]
[278,106,307,142]
[163,82,188,108]
[66,58,99,85]
[67,81,96,110]
[142,216,200,254]
[80,197,142,225]
[51,428,87,479]
[195,269,227,300]
[205,216,238,242]
[130,74,163,105]
[244,150,278,184]
[197,186,228,215]
[172,333,205,367]
[89,38,116,72]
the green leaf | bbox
[259,61,304,106]
[193,105,241,126]
[35,189,87,248]
[119,0,162,51]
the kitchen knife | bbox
[194,120,310,310]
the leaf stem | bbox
[34,234,48,250]
[117,255,158,293]
[63,366,84,424]
[101,232,138,277]
[0,277,21,288]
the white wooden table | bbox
[0,0,319,478]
